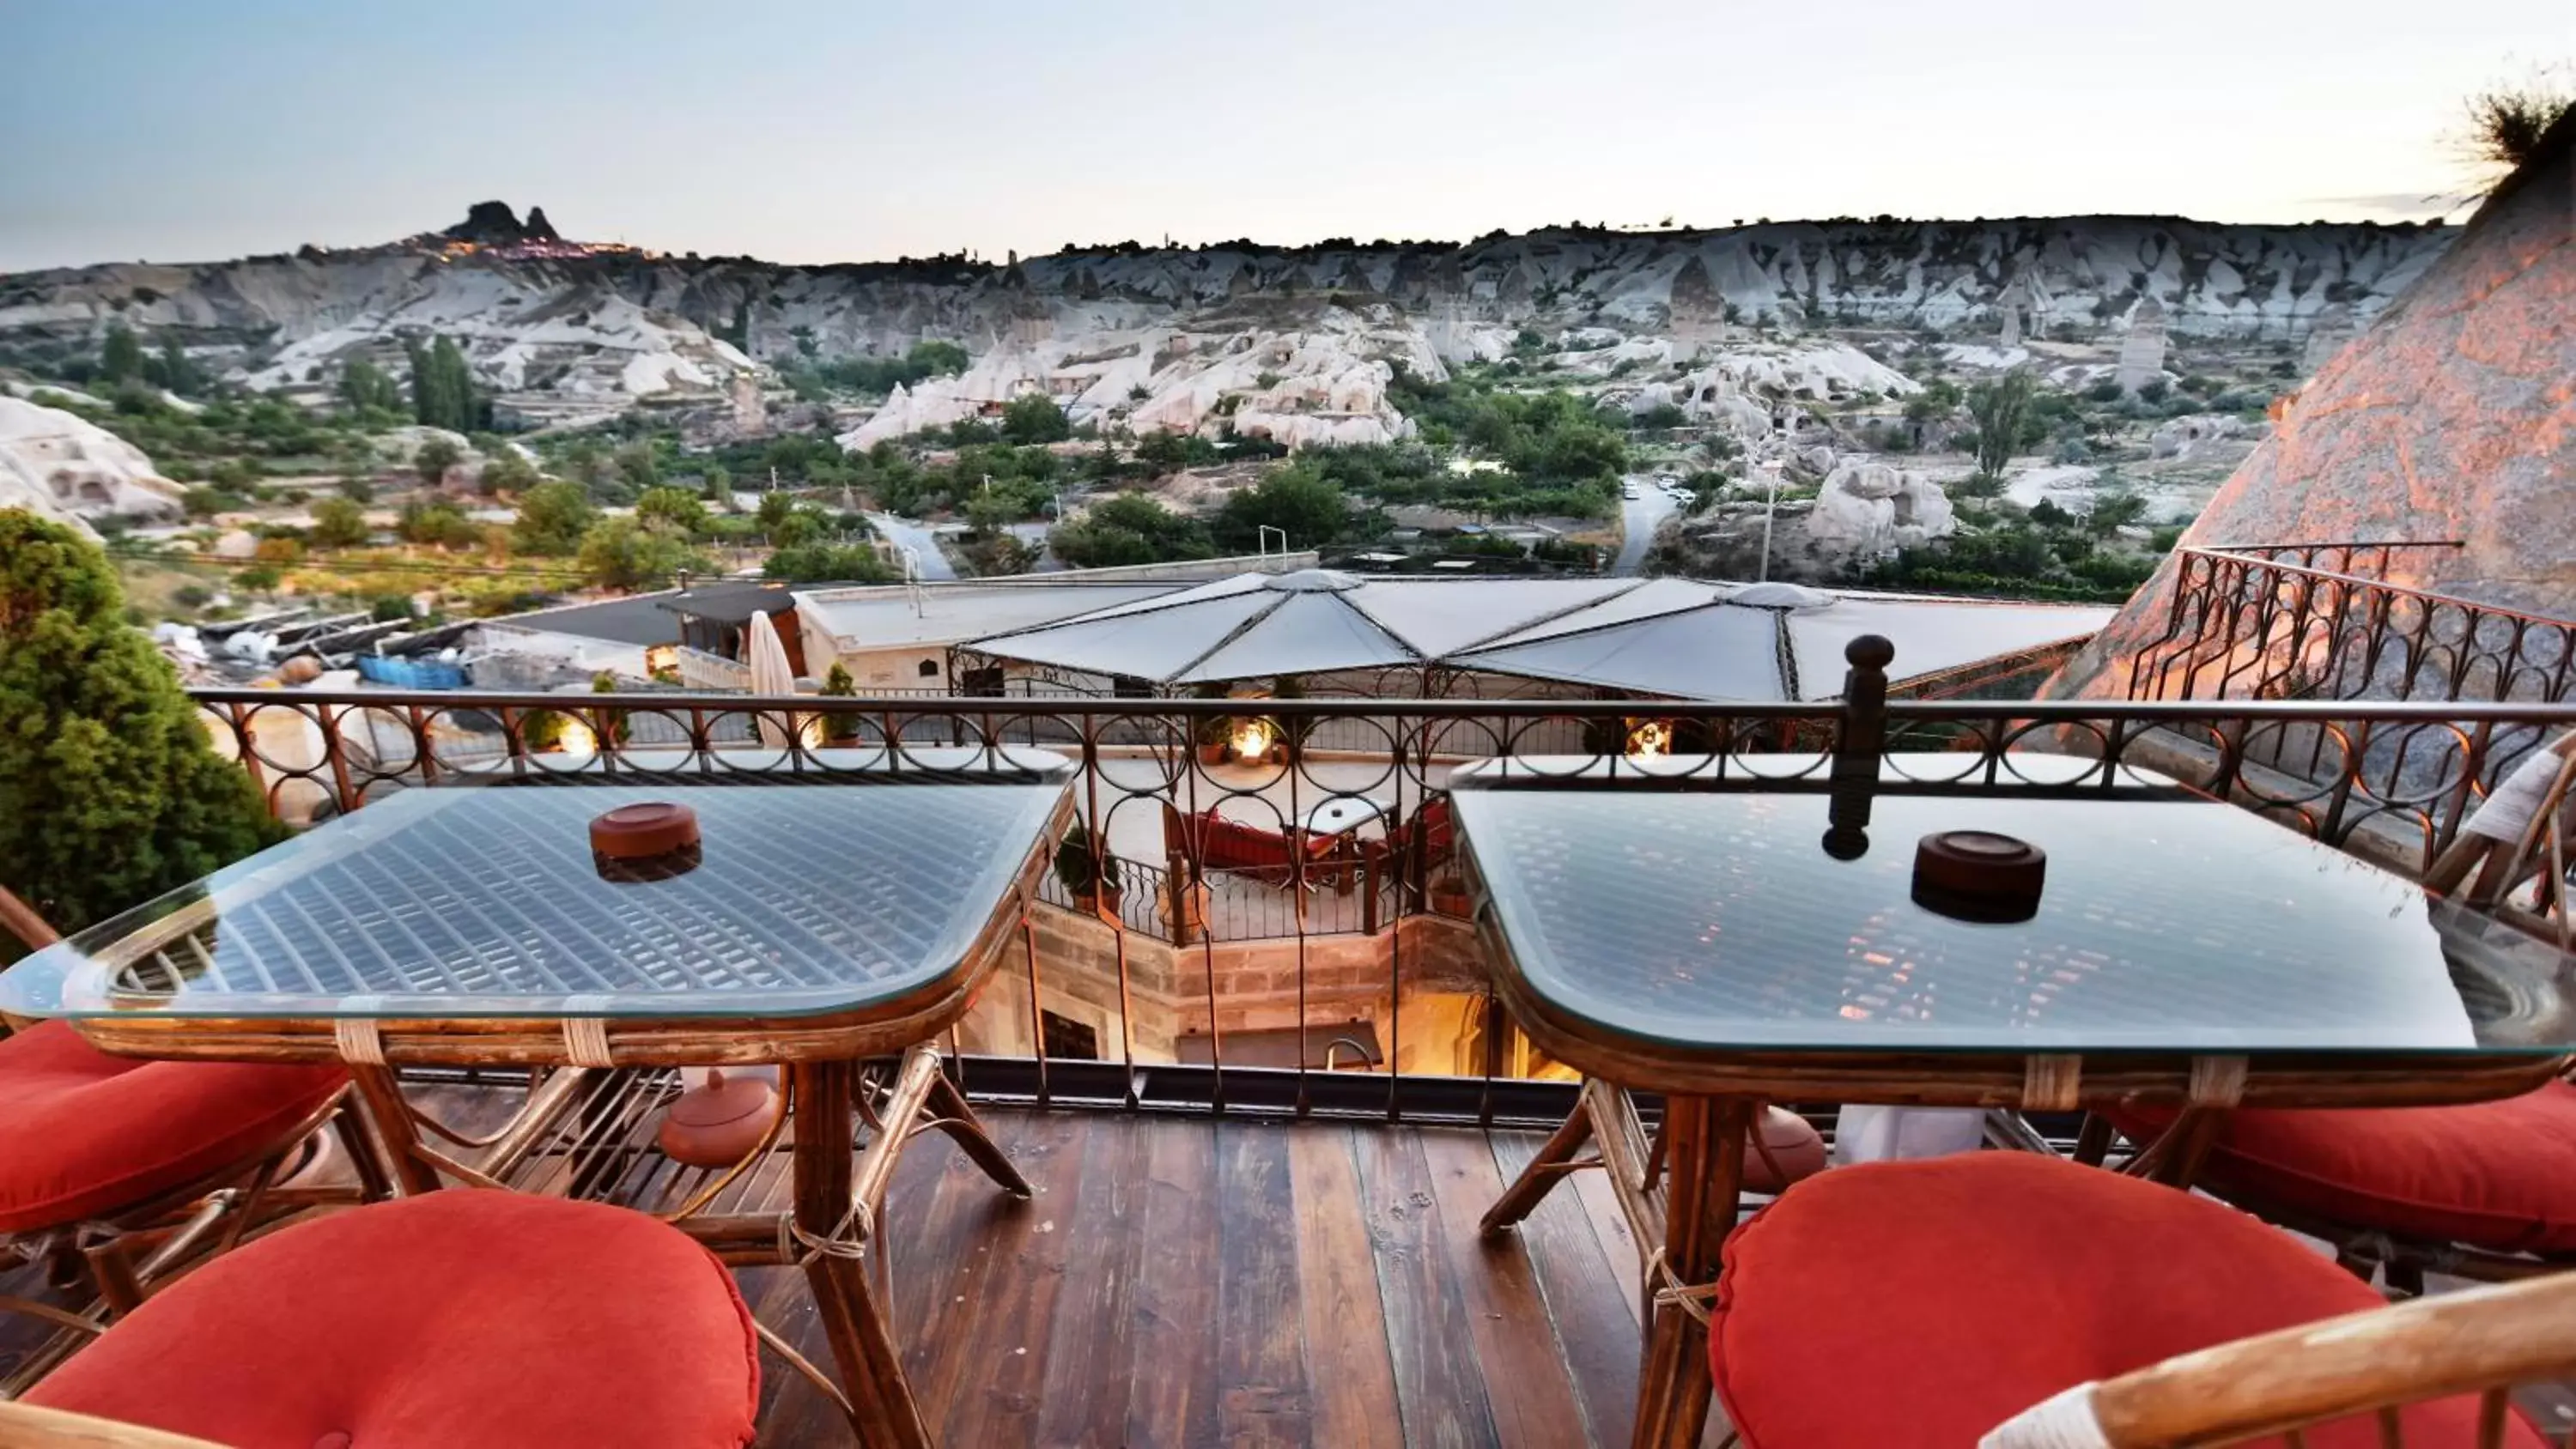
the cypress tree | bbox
[0,513,285,935]
[100,323,143,383]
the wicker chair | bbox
[2084,753,2576,1290]
[1705,1154,2563,1448]
[0,890,385,1393]
[1980,1271,2576,1447]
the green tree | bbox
[310,496,372,549]
[1966,369,2036,479]
[764,542,894,584]
[477,451,539,497]
[337,475,376,503]
[415,437,464,488]
[1048,493,1213,568]
[398,500,482,549]
[0,514,284,933]
[576,517,702,591]
[513,480,597,555]
[338,359,404,415]
[406,335,483,431]
[100,323,144,384]
[1214,463,1349,551]
[701,465,732,507]
[1000,393,1072,445]
[635,485,708,536]
[614,442,663,492]
[152,336,197,396]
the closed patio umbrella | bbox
[745,609,797,747]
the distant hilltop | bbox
[0,204,2458,438]
[440,200,562,247]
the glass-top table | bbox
[1455,771,2576,1449]
[1452,785,2576,1057]
[0,775,1072,1449]
[0,779,1072,1021]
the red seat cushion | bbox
[2110,1083,2576,1254]
[1709,1153,2542,1448]
[29,1191,759,1449]
[0,1021,346,1233]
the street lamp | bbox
[1756,460,1783,583]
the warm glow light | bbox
[1230,719,1274,760]
[558,720,598,755]
[1625,720,1670,758]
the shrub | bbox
[0,514,284,932]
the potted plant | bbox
[1189,681,1232,766]
[1054,823,1125,916]
[519,707,565,755]
[1268,673,1310,765]
[818,662,860,748]
[590,670,633,749]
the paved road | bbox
[1613,480,1680,575]
[866,513,957,581]
[1004,521,1063,573]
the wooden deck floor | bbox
[3,1096,1670,1448]
[17,1087,2576,1447]
[740,1106,1658,1448]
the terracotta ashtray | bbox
[1911,830,2046,923]
[657,1066,783,1168]
[591,801,702,882]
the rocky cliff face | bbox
[2046,114,2576,701]
[0,212,2455,442]
[0,394,185,537]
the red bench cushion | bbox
[30,1191,759,1449]
[1709,1153,2539,1448]
[2111,1083,2576,1254]
[0,1021,345,1233]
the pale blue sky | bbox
[3,1,2565,271]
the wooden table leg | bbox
[793,1058,933,1449]
[348,1064,442,1197]
[1631,1094,1750,1449]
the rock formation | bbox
[2148,413,2249,461]
[2114,296,2170,392]
[1806,461,1958,554]
[0,395,185,537]
[2047,110,2576,701]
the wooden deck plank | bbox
[891,1108,1046,1434]
[1288,1125,1406,1449]
[1034,1114,1153,1449]
[1417,1129,1595,1448]
[1564,1139,1649,1332]
[1215,1124,1315,1446]
[939,1111,1090,1446]
[1125,1109,1223,1449]
[1487,1129,1644,1448]
[1351,1124,1502,1449]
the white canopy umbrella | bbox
[745,609,798,746]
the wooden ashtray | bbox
[592,802,702,882]
[1911,830,2045,923]
[657,1066,783,1168]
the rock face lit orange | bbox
[2050,113,2576,702]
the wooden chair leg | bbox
[923,1070,1031,1198]
[2071,1113,2117,1167]
[1480,1089,1598,1235]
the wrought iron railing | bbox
[187,673,2576,1121]
[2127,543,2573,821]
